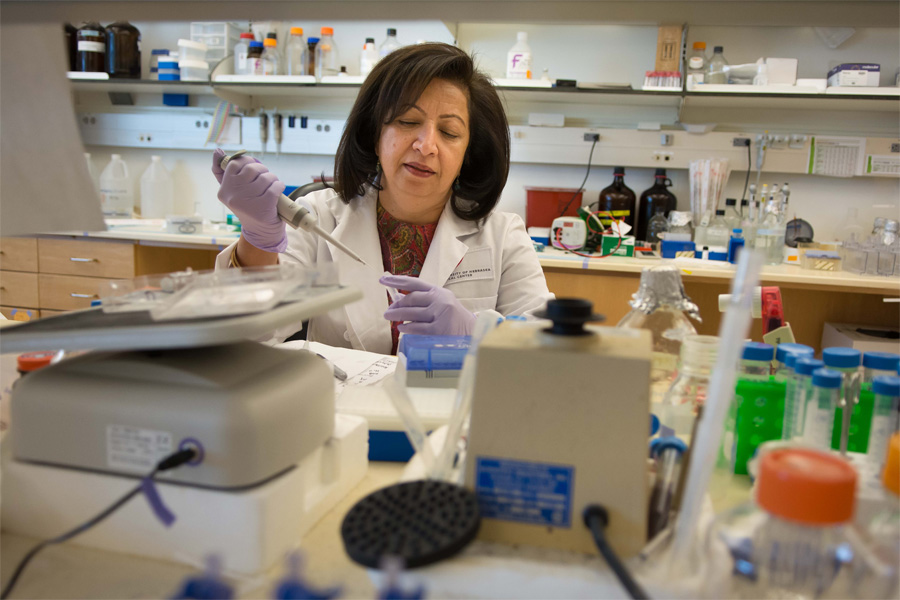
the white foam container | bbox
[178,59,210,82]
[177,38,208,62]
[1,413,368,575]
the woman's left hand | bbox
[380,275,476,336]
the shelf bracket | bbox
[676,95,686,124]
[108,92,134,106]
[211,86,253,112]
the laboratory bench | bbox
[2,225,898,352]
[538,248,900,352]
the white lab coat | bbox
[216,185,554,354]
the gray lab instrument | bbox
[4,283,362,490]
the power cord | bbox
[558,138,599,217]
[0,448,197,600]
[583,505,650,600]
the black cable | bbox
[583,506,650,600]
[558,138,598,217]
[740,141,752,202]
[1,448,197,600]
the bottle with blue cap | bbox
[822,347,862,455]
[784,357,824,440]
[773,342,814,381]
[867,375,900,473]
[800,368,842,451]
[741,342,773,379]
[863,352,900,384]
[728,342,787,475]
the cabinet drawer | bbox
[39,238,135,278]
[38,274,104,311]
[0,271,39,307]
[0,306,40,321]
[0,237,38,272]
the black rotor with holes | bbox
[340,480,481,569]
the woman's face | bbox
[377,78,470,223]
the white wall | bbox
[85,20,900,241]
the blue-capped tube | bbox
[786,357,824,440]
[800,368,842,451]
[867,375,900,474]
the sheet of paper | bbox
[807,136,867,177]
[278,340,397,392]
[865,154,900,176]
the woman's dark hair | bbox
[334,43,509,221]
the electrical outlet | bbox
[584,132,600,142]
[768,134,789,149]
[652,151,673,162]
[732,137,751,147]
[789,134,809,149]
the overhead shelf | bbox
[70,78,900,115]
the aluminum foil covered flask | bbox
[618,265,701,397]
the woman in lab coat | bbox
[212,43,553,355]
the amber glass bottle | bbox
[106,21,141,78]
[76,22,107,73]
[636,168,677,242]
[597,167,637,230]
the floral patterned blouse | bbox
[376,201,438,354]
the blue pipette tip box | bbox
[163,93,189,107]
[398,334,470,389]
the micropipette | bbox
[259,113,268,157]
[273,112,283,157]
[219,150,370,267]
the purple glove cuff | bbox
[242,229,288,254]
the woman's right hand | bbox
[211,149,287,253]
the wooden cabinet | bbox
[38,238,135,279]
[0,236,219,317]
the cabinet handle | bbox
[70,293,98,299]
[69,257,98,263]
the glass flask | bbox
[618,265,701,398]
[658,334,718,435]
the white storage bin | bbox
[191,22,242,63]
[178,59,209,81]
[177,38,208,62]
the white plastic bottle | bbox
[315,26,339,80]
[506,31,532,79]
[379,28,400,58]
[98,154,134,218]
[234,32,254,75]
[140,156,175,219]
[286,27,307,75]
[360,37,378,77]
[686,41,708,88]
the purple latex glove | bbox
[211,148,287,253]
[381,275,476,336]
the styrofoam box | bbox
[191,22,242,62]
[1,414,368,575]
[821,322,900,354]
